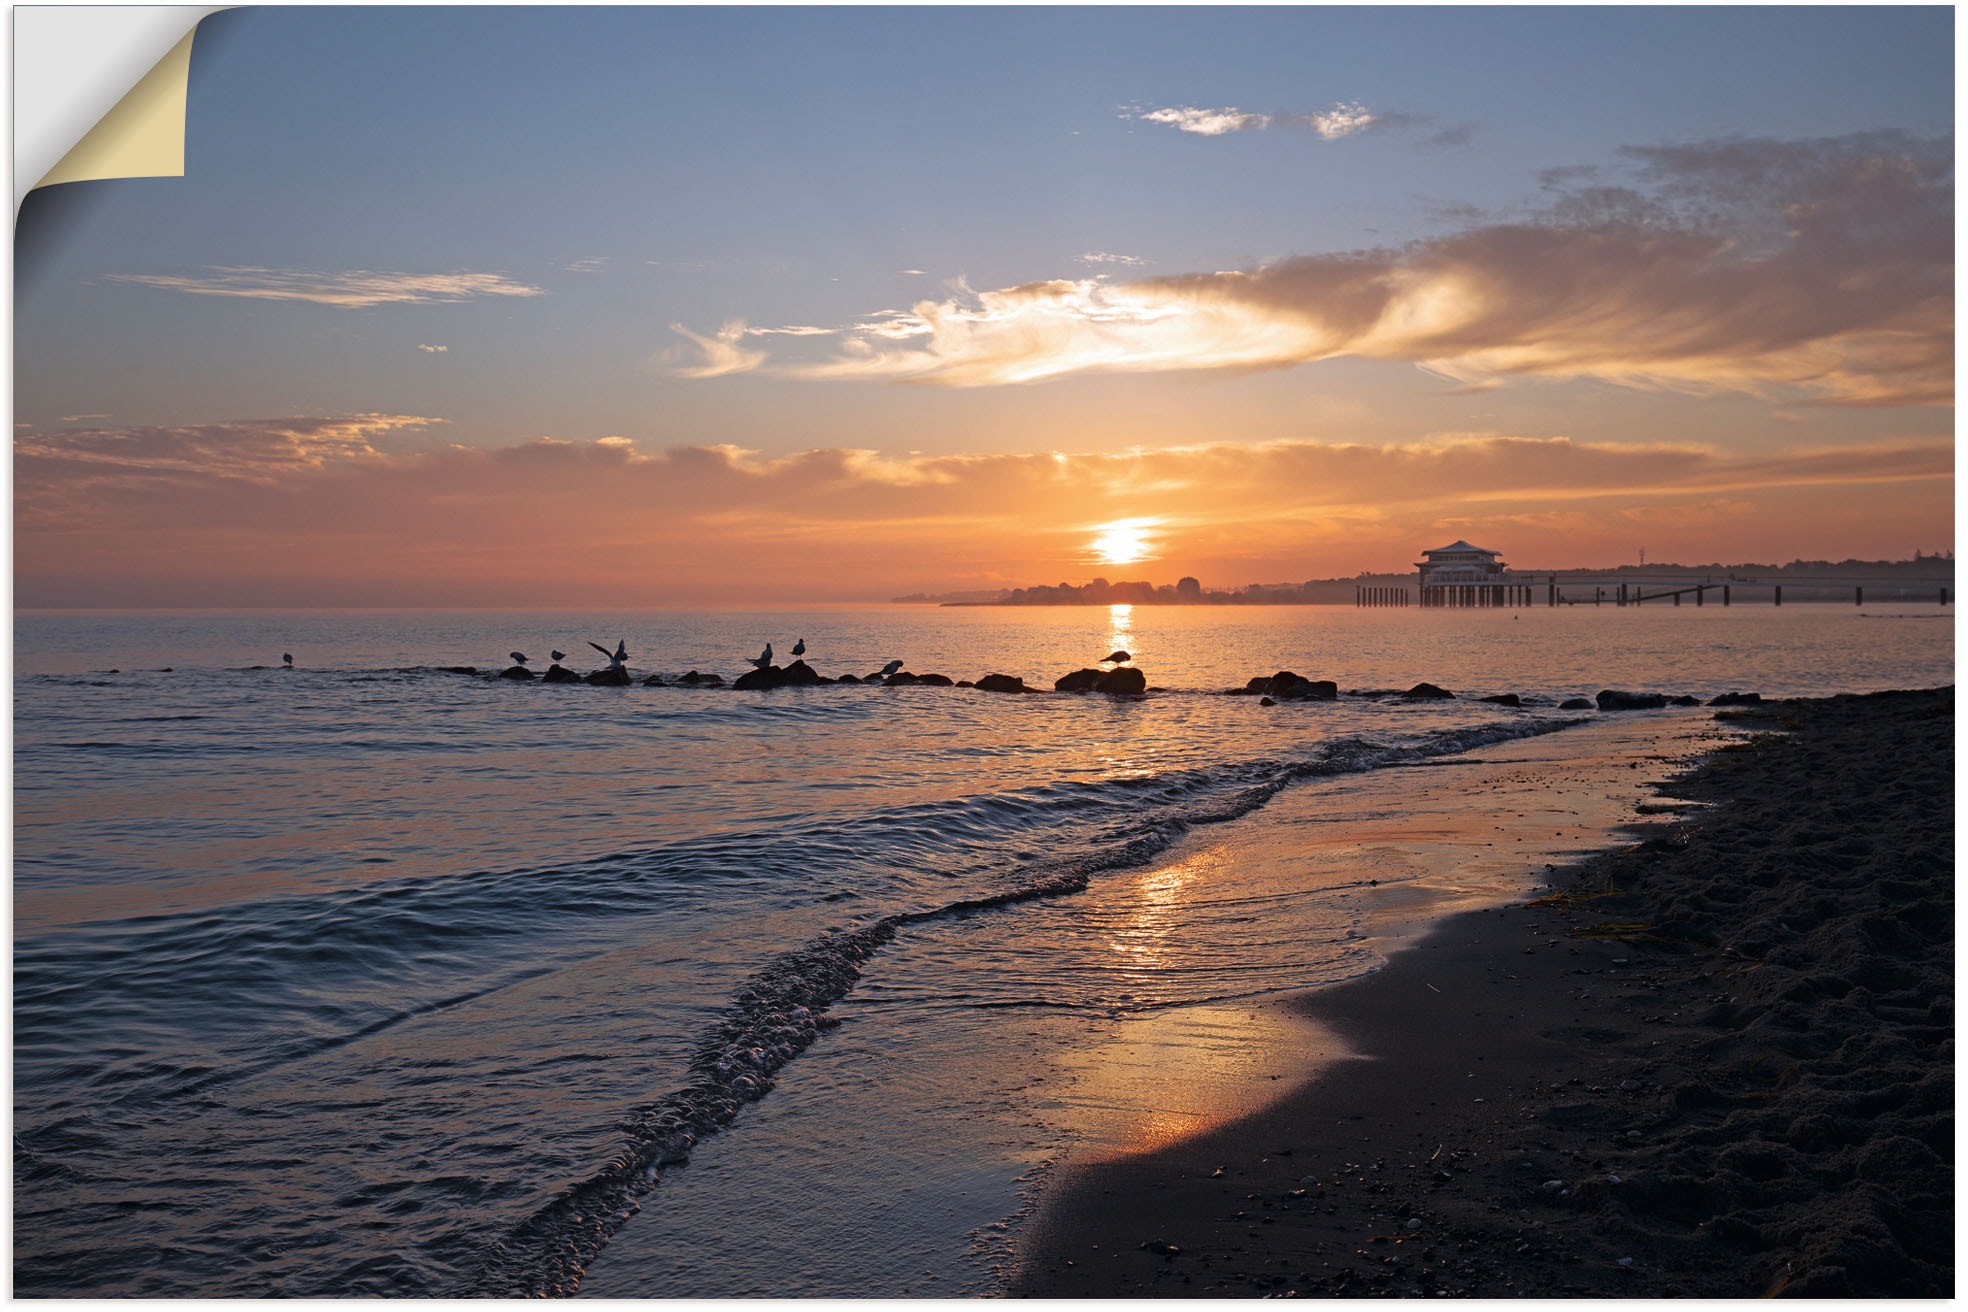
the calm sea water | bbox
[13,603,1951,1295]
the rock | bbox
[780,659,826,686]
[883,671,921,686]
[1596,689,1667,711]
[955,680,974,688]
[641,674,666,686]
[916,673,955,687]
[1559,697,1595,709]
[1277,678,1337,700]
[499,665,535,680]
[974,673,1028,694]
[542,664,582,684]
[585,666,632,686]
[1478,693,1521,706]
[439,666,479,675]
[1668,694,1701,706]
[835,674,865,683]
[1347,688,1403,698]
[1708,691,1762,706]
[1054,668,1104,693]
[677,670,709,685]
[1095,666,1146,694]
[733,665,783,690]
[1403,682,1455,699]
[1259,696,1276,707]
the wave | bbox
[452,714,1577,1294]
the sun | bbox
[1088,518,1158,567]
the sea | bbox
[12,602,1953,1296]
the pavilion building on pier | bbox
[1416,540,1524,607]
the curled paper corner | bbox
[19,7,224,208]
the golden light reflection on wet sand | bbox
[1028,711,1741,1167]
[1046,996,1352,1157]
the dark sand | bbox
[1015,688,1952,1298]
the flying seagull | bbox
[510,651,529,666]
[879,659,904,678]
[282,652,294,668]
[1103,650,1131,664]
[589,640,628,671]
[791,637,806,658]
[748,643,774,671]
[551,649,567,663]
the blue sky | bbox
[13,6,1955,604]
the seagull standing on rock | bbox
[589,640,628,672]
[282,652,294,668]
[878,659,904,678]
[748,643,774,671]
[551,649,567,664]
[792,638,806,659]
[510,652,530,666]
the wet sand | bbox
[1014,688,1953,1298]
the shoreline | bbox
[1012,687,1953,1298]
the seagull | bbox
[589,639,628,671]
[551,649,567,663]
[879,659,904,678]
[791,637,806,658]
[1103,649,1131,664]
[510,651,529,666]
[282,652,294,668]
[748,643,774,671]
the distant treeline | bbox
[901,555,1953,607]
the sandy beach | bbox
[1014,687,1953,1298]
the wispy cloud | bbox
[702,133,1951,407]
[105,267,544,308]
[560,257,611,273]
[418,344,448,354]
[667,319,767,377]
[1078,251,1149,268]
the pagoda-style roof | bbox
[1422,540,1499,556]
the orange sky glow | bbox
[12,11,1953,608]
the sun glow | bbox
[1089,518,1158,566]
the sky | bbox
[13,5,1955,607]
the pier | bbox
[1415,574,1951,608]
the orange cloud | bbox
[14,420,1952,606]
[688,133,1951,406]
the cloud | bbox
[15,420,1950,605]
[1079,251,1149,268]
[1129,101,1381,139]
[104,267,544,308]
[15,414,443,517]
[418,344,448,353]
[1301,101,1376,140]
[899,268,927,276]
[710,133,1951,406]
[560,257,611,273]
[667,319,767,377]
[1135,105,1273,136]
